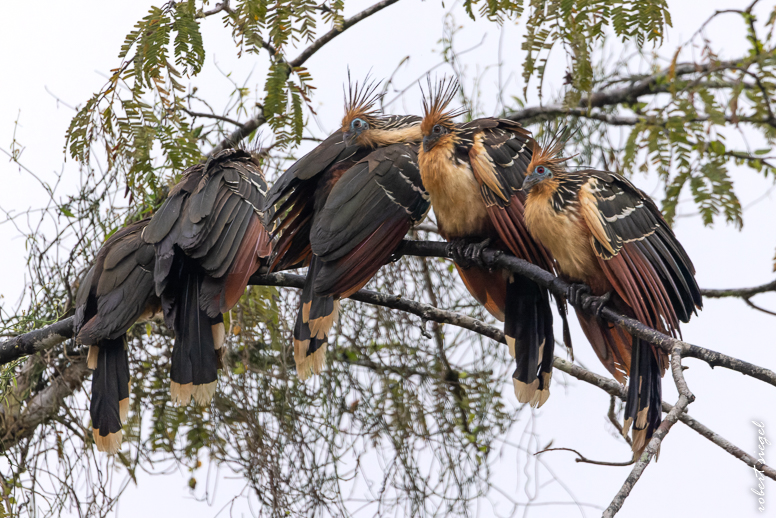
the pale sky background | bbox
[1,0,775,517]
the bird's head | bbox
[420,77,465,153]
[341,74,384,147]
[521,128,574,193]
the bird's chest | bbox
[419,152,488,238]
[524,201,599,282]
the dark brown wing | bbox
[74,218,159,454]
[462,119,554,272]
[75,218,158,344]
[144,148,271,317]
[265,135,368,273]
[578,170,702,334]
[309,143,430,297]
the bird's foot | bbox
[567,283,591,306]
[464,238,492,269]
[447,238,492,269]
[447,239,473,269]
[567,283,611,317]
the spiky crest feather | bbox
[526,126,576,175]
[341,72,383,132]
[420,77,467,136]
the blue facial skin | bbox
[343,118,368,146]
[522,165,552,192]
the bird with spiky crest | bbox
[264,73,429,380]
[521,129,702,456]
[418,77,568,409]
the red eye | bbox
[536,166,546,174]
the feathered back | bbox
[341,72,382,131]
[420,76,465,135]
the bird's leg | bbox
[463,238,492,269]
[447,239,473,269]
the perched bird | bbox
[74,218,161,453]
[265,77,428,379]
[143,148,272,405]
[521,131,702,455]
[417,79,563,408]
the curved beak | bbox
[521,172,543,192]
[422,135,435,152]
[343,131,356,147]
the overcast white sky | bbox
[1,0,775,516]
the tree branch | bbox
[0,358,88,451]
[535,447,636,467]
[289,0,403,68]
[507,55,776,127]
[0,318,74,366]
[701,278,776,298]
[1,261,774,483]
[398,240,776,388]
[205,0,404,156]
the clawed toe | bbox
[568,284,612,317]
[464,238,491,268]
[567,283,591,307]
[447,239,472,269]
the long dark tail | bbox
[89,337,130,454]
[505,274,554,408]
[294,256,340,380]
[623,337,663,457]
[170,272,225,405]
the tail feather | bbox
[623,337,663,457]
[170,272,221,405]
[506,274,554,408]
[90,336,130,454]
[294,257,338,380]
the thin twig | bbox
[534,447,635,467]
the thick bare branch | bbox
[702,278,776,298]
[0,318,74,366]
[1,262,774,482]
[603,393,692,517]
[289,0,403,68]
[507,55,775,126]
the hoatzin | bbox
[417,80,562,408]
[265,78,428,379]
[143,148,272,406]
[74,218,161,453]
[520,132,702,455]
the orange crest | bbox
[527,127,575,174]
[420,76,466,136]
[341,72,382,132]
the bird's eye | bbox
[351,118,367,130]
[432,124,442,134]
[536,166,546,175]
